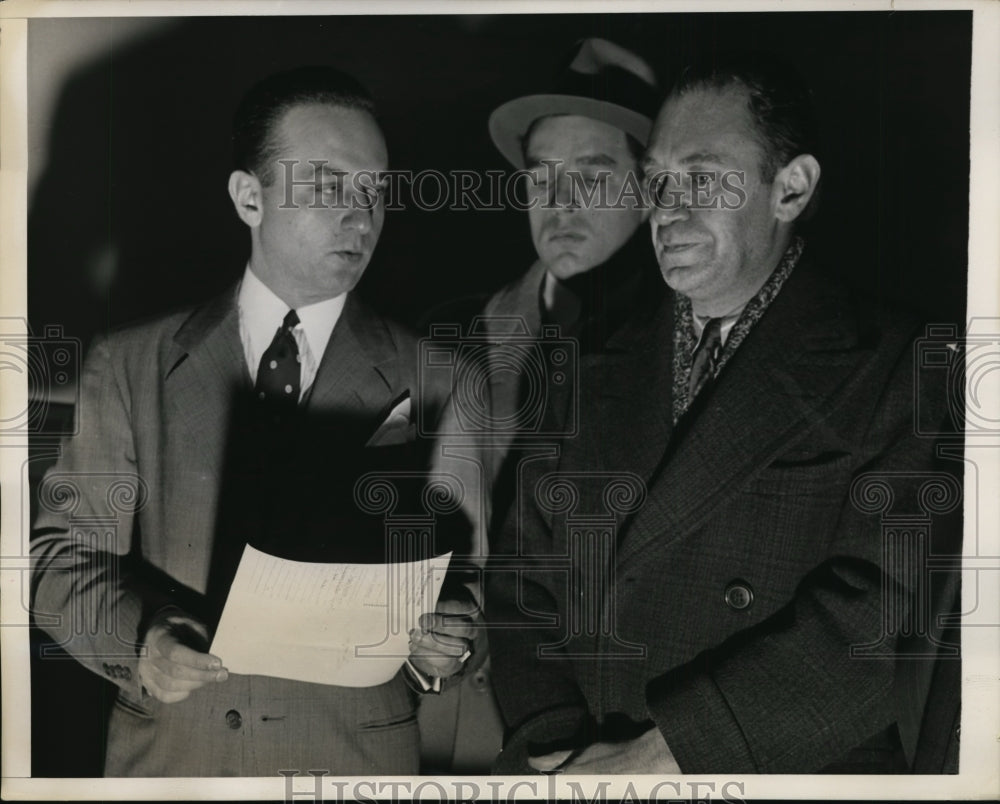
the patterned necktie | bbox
[688,317,723,405]
[255,309,301,406]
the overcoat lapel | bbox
[539,282,674,531]
[619,262,872,564]
[486,261,547,432]
[166,284,247,480]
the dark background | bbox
[26,11,971,776]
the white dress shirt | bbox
[692,306,744,347]
[237,266,346,400]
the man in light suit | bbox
[31,65,470,777]
[486,53,959,774]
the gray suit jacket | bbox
[487,258,959,773]
[32,284,428,776]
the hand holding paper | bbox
[407,595,478,680]
[210,545,451,687]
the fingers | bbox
[139,617,229,704]
[139,661,215,701]
[410,627,469,657]
[159,640,226,676]
[407,628,470,679]
[418,611,475,641]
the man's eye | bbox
[691,171,717,189]
[645,173,667,200]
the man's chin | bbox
[658,261,704,294]
[543,253,600,281]
[310,263,368,300]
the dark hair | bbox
[520,114,646,167]
[671,52,821,184]
[232,65,377,185]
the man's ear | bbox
[228,170,264,227]
[772,154,821,223]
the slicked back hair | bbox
[232,65,377,186]
[671,52,821,186]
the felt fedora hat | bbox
[489,38,659,168]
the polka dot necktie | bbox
[255,309,301,407]
[688,317,723,405]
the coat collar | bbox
[482,259,547,337]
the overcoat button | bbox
[225,709,243,730]
[724,580,754,611]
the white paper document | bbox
[210,544,452,687]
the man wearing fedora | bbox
[434,35,662,590]
[484,52,958,775]
[423,39,664,771]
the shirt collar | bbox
[238,265,346,366]
[691,307,744,346]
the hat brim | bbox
[489,94,653,169]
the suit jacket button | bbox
[225,709,243,730]
[473,670,488,691]
[724,580,754,611]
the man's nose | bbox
[650,198,690,226]
[550,173,579,209]
[339,204,373,233]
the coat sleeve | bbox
[484,448,597,774]
[486,564,594,773]
[30,335,165,702]
[645,332,957,772]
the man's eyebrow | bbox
[314,164,350,178]
[523,153,618,169]
[680,151,729,165]
[576,153,618,167]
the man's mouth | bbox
[547,230,586,243]
[657,241,701,254]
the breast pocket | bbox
[748,450,855,497]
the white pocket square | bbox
[365,397,413,447]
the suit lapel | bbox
[165,284,247,480]
[305,292,397,429]
[620,262,872,563]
